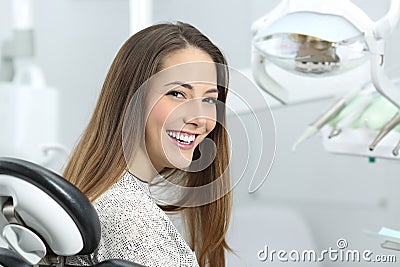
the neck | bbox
[128,148,160,183]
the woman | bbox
[65,21,232,267]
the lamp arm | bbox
[374,0,400,38]
[365,0,400,110]
[251,52,287,104]
[366,36,400,110]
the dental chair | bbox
[0,157,145,267]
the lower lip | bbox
[167,135,196,150]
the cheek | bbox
[207,108,217,131]
[153,107,169,127]
[206,117,217,134]
[147,100,174,134]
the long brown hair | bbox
[63,21,232,266]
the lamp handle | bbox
[251,0,289,36]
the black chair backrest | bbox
[0,247,31,267]
[0,157,101,255]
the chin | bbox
[167,153,193,170]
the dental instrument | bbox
[369,112,400,151]
[328,92,378,138]
[292,88,359,151]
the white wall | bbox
[0,0,131,159]
[34,0,130,150]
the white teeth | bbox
[167,130,196,143]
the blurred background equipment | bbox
[0,0,67,172]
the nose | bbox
[184,115,207,128]
[182,99,211,128]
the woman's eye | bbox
[203,97,217,104]
[166,90,185,99]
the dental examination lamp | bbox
[0,157,145,267]
[252,0,400,106]
[252,0,400,155]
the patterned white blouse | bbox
[67,172,199,267]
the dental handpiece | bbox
[329,94,377,139]
[292,98,347,151]
[313,98,348,130]
[369,112,400,151]
[292,88,361,152]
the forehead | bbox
[162,47,214,68]
[158,48,218,85]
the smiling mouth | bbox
[166,130,197,145]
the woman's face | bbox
[144,47,219,171]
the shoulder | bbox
[89,173,199,266]
[92,173,159,222]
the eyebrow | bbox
[164,81,219,94]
